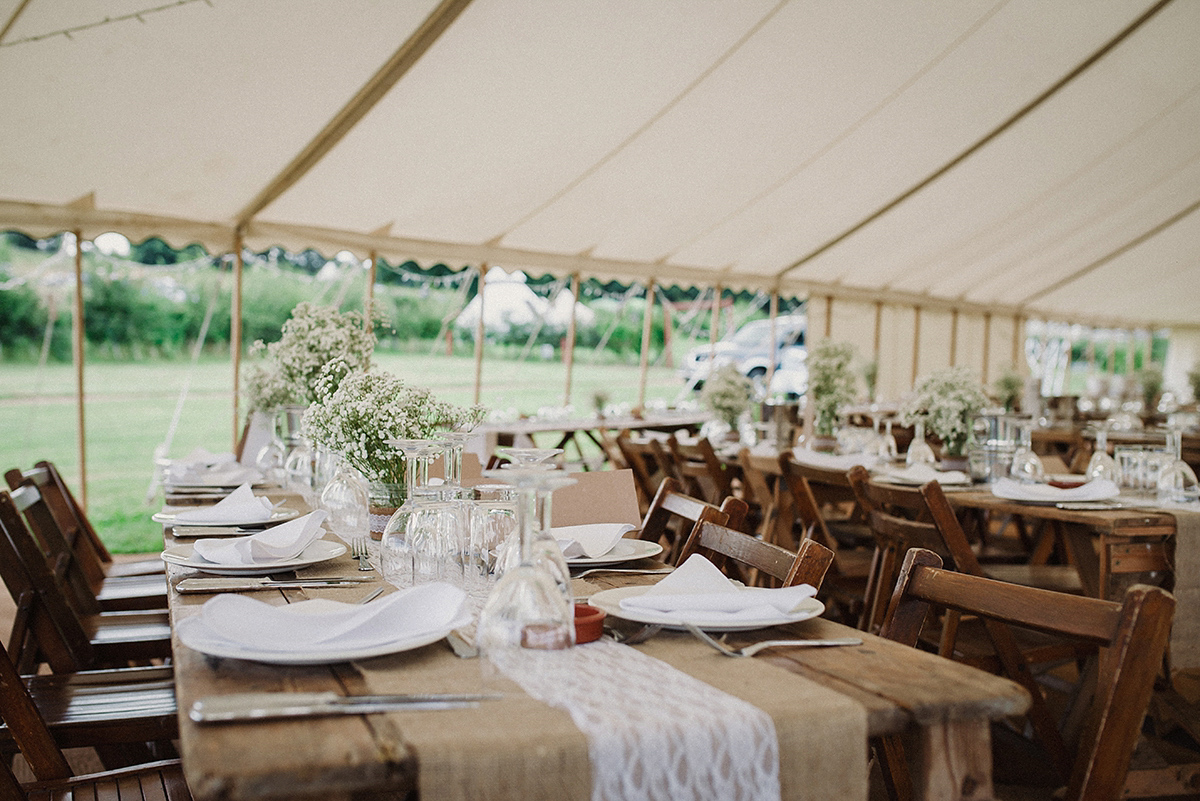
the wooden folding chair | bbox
[6,462,165,582]
[878,548,1174,801]
[0,637,189,800]
[4,475,167,613]
[0,490,172,673]
[677,521,834,590]
[616,432,677,517]
[637,477,748,566]
[776,455,873,548]
[666,435,732,507]
[776,452,873,624]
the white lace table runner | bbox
[490,638,780,801]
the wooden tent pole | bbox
[950,308,959,366]
[824,295,833,338]
[563,272,579,408]
[637,279,656,410]
[872,301,883,360]
[1012,314,1023,370]
[71,230,87,510]
[473,264,488,406]
[366,250,377,330]
[231,232,244,450]
[709,285,722,352]
[911,305,922,385]
[981,312,992,383]
[767,289,779,387]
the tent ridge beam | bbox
[1019,191,1200,306]
[773,0,1173,281]
[234,0,473,225]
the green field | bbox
[0,353,691,553]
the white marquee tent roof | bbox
[2,0,1199,331]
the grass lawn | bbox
[1,351,693,553]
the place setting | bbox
[161,508,344,576]
[176,580,473,665]
[153,482,300,529]
[555,522,665,573]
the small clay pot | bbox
[574,603,606,644]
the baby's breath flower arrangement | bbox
[807,340,857,438]
[700,364,754,429]
[900,366,990,457]
[303,370,485,505]
[243,302,377,411]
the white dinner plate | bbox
[160,539,345,576]
[152,507,300,527]
[176,609,472,665]
[588,585,825,632]
[565,539,663,567]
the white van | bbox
[678,314,806,389]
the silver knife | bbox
[176,577,374,593]
[172,526,257,538]
[190,691,501,723]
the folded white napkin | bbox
[187,582,467,652]
[879,463,971,486]
[991,477,1120,503]
[174,446,237,468]
[554,523,636,558]
[171,483,274,525]
[790,448,878,471]
[620,554,816,619]
[191,510,328,565]
[165,462,262,487]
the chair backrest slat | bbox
[680,521,833,589]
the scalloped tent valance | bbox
[2,0,1198,332]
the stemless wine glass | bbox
[1084,425,1118,483]
[468,483,519,579]
[475,469,575,663]
[905,420,936,468]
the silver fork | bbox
[607,623,663,645]
[351,538,373,572]
[683,623,861,657]
[572,566,674,579]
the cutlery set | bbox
[190,691,502,723]
[175,576,374,593]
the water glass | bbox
[468,484,518,578]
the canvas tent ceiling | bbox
[2,0,1199,333]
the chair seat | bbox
[104,558,167,578]
[96,573,169,611]
[83,611,173,664]
[2,666,178,753]
[24,758,192,800]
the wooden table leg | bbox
[913,718,993,801]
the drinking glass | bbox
[468,484,519,578]
[320,459,370,542]
[1084,426,1118,483]
[498,447,563,469]
[475,469,575,660]
[1009,423,1044,483]
[1157,428,1199,503]
[905,420,936,468]
[877,419,899,462]
[379,439,442,587]
[255,435,286,485]
[484,468,575,606]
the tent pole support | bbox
[473,264,488,406]
[563,272,579,408]
[767,289,779,388]
[950,308,959,367]
[72,229,87,511]
[982,312,992,384]
[232,232,244,450]
[637,279,655,410]
[912,305,922,385]
[366,250,378,330]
